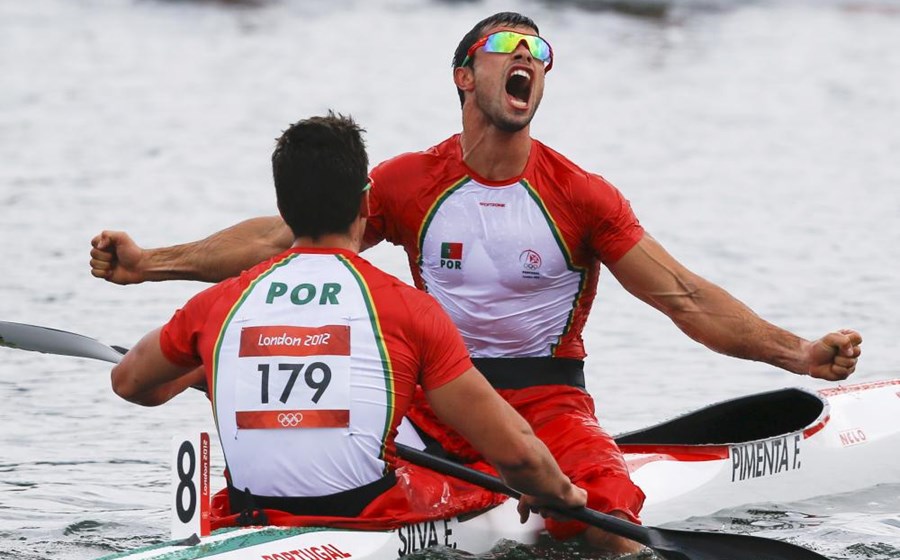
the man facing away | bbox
[94,12,862,554]
[110,112,586,532]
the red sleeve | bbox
[405,291,473,390]
[158,284,221,367]
[584,173,644,264]
[363,149,449,251]
[362,160,391,249]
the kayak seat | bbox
[613,388,825,446]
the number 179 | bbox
[256,362,331,404]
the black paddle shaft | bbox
[395,443,831,560]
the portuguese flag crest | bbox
[441,242,463,260]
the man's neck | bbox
[289,217,366,253]
[291,233,359,254]
[459,110,532,182]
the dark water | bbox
[1,0,899,558]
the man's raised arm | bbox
[90,216,293,284]
[608,233,863,381]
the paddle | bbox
[0,321,126,364]
[0,321,211,393]
[1,321,831,559]
[395,443,831,560]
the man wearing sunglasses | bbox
[90,11,862,555]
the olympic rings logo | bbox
[277,412,304,427]
[519,249,542,271]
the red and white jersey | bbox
[366,135,644,359]
[159,247,471,498]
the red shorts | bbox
[209,460,505,531]
[406,385,646,540]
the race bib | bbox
[233,324,351,429]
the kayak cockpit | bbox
[614,388,826,446]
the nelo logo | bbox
[838,428,867,447]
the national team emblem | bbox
[519,249,542,279]
[519,250,542,270]
[440,242,463,270]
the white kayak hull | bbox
[100,499,542,560]
[99,379,900,559]
[622,379,900,525]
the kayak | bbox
[620,378,900,525]
[97,378,900,560]
[99,499,541,560]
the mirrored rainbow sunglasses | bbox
[460,31,554,73]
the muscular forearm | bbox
[111,328,199,405]
[426,370,579,505]
[493,436,579,504]
[474,404,578,504]
[612,235,859,381]
[663,276,811,374]
[141,216,292,282]
[612,236,813,375]
[115,369,204,406]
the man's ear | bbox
[358,191,370,218]
[453,66,475,93]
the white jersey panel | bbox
[213,254,390,497]
[420,180,583,358]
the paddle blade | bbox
[0,321,124,364]
[645,526,830,560]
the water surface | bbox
[1,0,899,558]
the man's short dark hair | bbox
[272,111,368,240]
[452,12,540,107]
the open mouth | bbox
[505,68,532,109]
